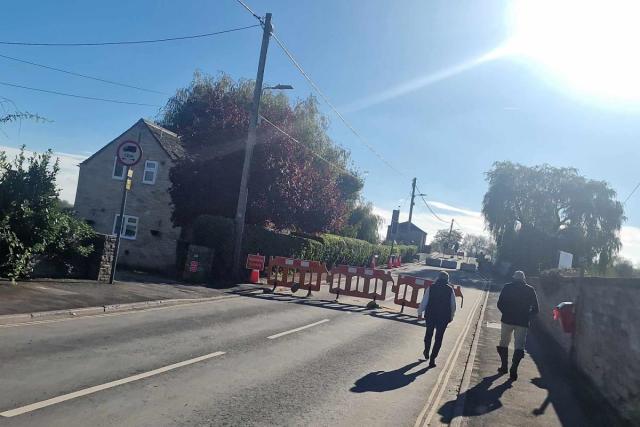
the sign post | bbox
[109,139,143,284]
[245,254,266,284]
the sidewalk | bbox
[0,272,226,317]
[437,286,615,427]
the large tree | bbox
[482,161,624,273]
[461,234,496,258]
[162,72,363,233]
[340,201,383,243]
[431,228,463,254]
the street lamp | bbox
[263,84,294,90]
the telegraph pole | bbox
[408,177,417,225]
[446,218,454,256]
[232,12,272,277]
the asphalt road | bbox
[0,266,488,427]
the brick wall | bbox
[74,121,181,273]
[529,275,640,424]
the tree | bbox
[339,201,383,243]
[431,228,463,254]
[461,234,496,258]
[0,147,94,279]
[482,161,625,273]
[162,72,363,233]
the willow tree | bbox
[482,161,624,273]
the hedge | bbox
[192,215,418,275]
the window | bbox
[142,160,158,184]
[112,215,138,240]
[112,156,125,180]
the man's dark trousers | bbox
[424,319,448,360]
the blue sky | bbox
[2,1,640,262]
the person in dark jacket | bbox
[418,271,457,367]
[497,270,539,380]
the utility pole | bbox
[408,177,416,225]
[232,12,272,278]
[446,218,454,256]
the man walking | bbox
[497,270,539,380]
[418,271,456,367]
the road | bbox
[0,266,488,426]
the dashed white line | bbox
[267,319,330,339]
[0,351,225,417]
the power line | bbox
[415,185,449,224]
[0,81,162,107]
[0,53,168,95]
[259,114,360,180]
[0,24,260,46]
[268,30,405,176]
[235,0,264,23]
[623,182,640,205]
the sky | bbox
[2,1,640,263]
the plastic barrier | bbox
[265,256,329,296]
[425,257,442,267]
[441,259,458,269]
[392,275,433,313]
[327,265,394,304]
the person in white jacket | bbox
[418,271,457,367]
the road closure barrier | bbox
[265,256,329,296]
[327,265,394,305]
[392,275,433,313]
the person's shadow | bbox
[438,373,513,423]
[350,360,431,393]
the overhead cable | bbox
[259,114,360,180]
[0,53,167,95]
[0,24,260,46]
[0,81,162,107]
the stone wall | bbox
[529,275,640,424]
[87,233,116,282]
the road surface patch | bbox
[267,318,330,339]
[0,351,225,417]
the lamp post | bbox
[230,14,293,278]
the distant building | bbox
[74,119,185,273]
[385,209,427,250]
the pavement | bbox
[0,264,612,426]
[0,272,226,316]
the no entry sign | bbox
[116,140,143,166]
[245,254,266,271]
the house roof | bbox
[80,118,185,165]
[398,221,427,235]
[141,119,185,160]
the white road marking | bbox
[267,319,330,339]
[0,351,225,418]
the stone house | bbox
[386,221,428,251]
[74,119,185,273]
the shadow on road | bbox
[437,373,512,422]
[230,289,425,328]
[350,360,431,393]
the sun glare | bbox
[507,0,640,100]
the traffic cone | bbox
[387,257,393,269]
[249,269,260,284]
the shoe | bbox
[510,349,525,381]
[428,357,437,368]
[497,346,509,375]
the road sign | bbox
[245,254,266,271]
[190,261,199,273]
[116,140,143,166]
